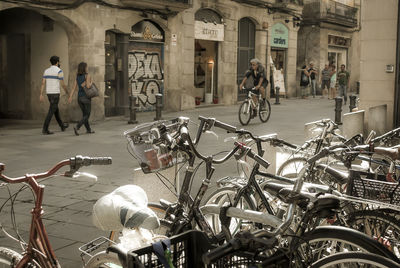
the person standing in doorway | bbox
[329,65,337,99]
[320,64,331,98]
[308,62,318,98]
[68,62,94,135]
[337,64,350,104]
[300,65,310,98]
[239,58,268,108]
[39,55,69,135]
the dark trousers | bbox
[43,94,63,131]
[77,96,91,131]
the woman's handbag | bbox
[84,82,99,98]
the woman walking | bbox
[300,65,310,98]
[68,62,95,135]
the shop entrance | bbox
[328,47,347,68]
[194,39,218,104]
[271,48,286,97]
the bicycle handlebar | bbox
[198,116,237,133]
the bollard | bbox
[334,97,343,125]
[349,95,357,112]
[274,86,280,105]
[128,95,138,124]
[154,93,163,121]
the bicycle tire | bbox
[345,210,400,258]
[258,99,271,123]
[291,225,399,264]
[238,101,252,126]
[0,247,22,268]
[84,251,122,268]
[202,186,256,235]
[276,157,307,178]
[311,252,400,268]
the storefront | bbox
[271,23,289,97]
[327,35,350,68]
[129,20,165,111]
[194,9,223,104]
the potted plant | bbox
[195,96,201,105]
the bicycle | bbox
[238,86,271,125]
[0,155,112,268]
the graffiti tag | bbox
[128,51,163,107]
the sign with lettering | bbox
[271,23,288,48]
[130,20,165,42]
[194,21,224,41]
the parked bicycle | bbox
[0,155,112,268]
[238,86,271,125]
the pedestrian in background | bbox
[68,62,95,135]
[329,65,337,99]
[320,63,331,98]
[300,65,310,99]
[337,64,350,104]
[308,62,318,98]
[39,55,69,135]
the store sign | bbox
[271,23,289,48]
[130,21,165,42]
[328,35,351,47]
[194,21,224,42]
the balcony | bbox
[120,0,192,16]
[303,0,358,28]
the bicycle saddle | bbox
[315,163,349,185]
[92,185,160,231]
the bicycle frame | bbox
[0,160,70,268]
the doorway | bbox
[194,39,218,104]
[328,47,347,69]
[0,33,29,119]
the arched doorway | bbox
[128,20,165,111]
[237,17,256,101]
[0,7,82,120]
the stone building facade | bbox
[0,0,302,122]
[297,0,360,96]
[359,0,399,131]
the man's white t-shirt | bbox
[43,65,64,94]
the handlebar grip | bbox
[203,240,239,264]
[247,150,270,169]
[89,157,112,165]
[213,120,237,133]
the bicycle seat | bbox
[92,185,160,231]
[315,163,349,185]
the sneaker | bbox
[86,130,95,134]
[61,122,69,132]
[42,130,54,135]
[73,127,79,136]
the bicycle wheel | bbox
[311,252,400,268]
[259,99,271,123]
[238,101,252,126]
[202,186,256,235]
[345,210,400,259]
[276,157,307,178]
[291,226,398,265]
[0,247,22,268]
[84,251,122,268]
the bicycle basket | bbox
[346,169,400,205]
[127,230,265,268]
[124,119,182,174]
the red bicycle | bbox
[0,155,111,268]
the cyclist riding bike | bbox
[239,58,268,111]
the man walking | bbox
[337,64,350,104]
[39,55,69,135]
[308,62,318,98]
[320,64,331,98]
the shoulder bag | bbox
[83,75,99,98]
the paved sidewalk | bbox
[0,98,338,267]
